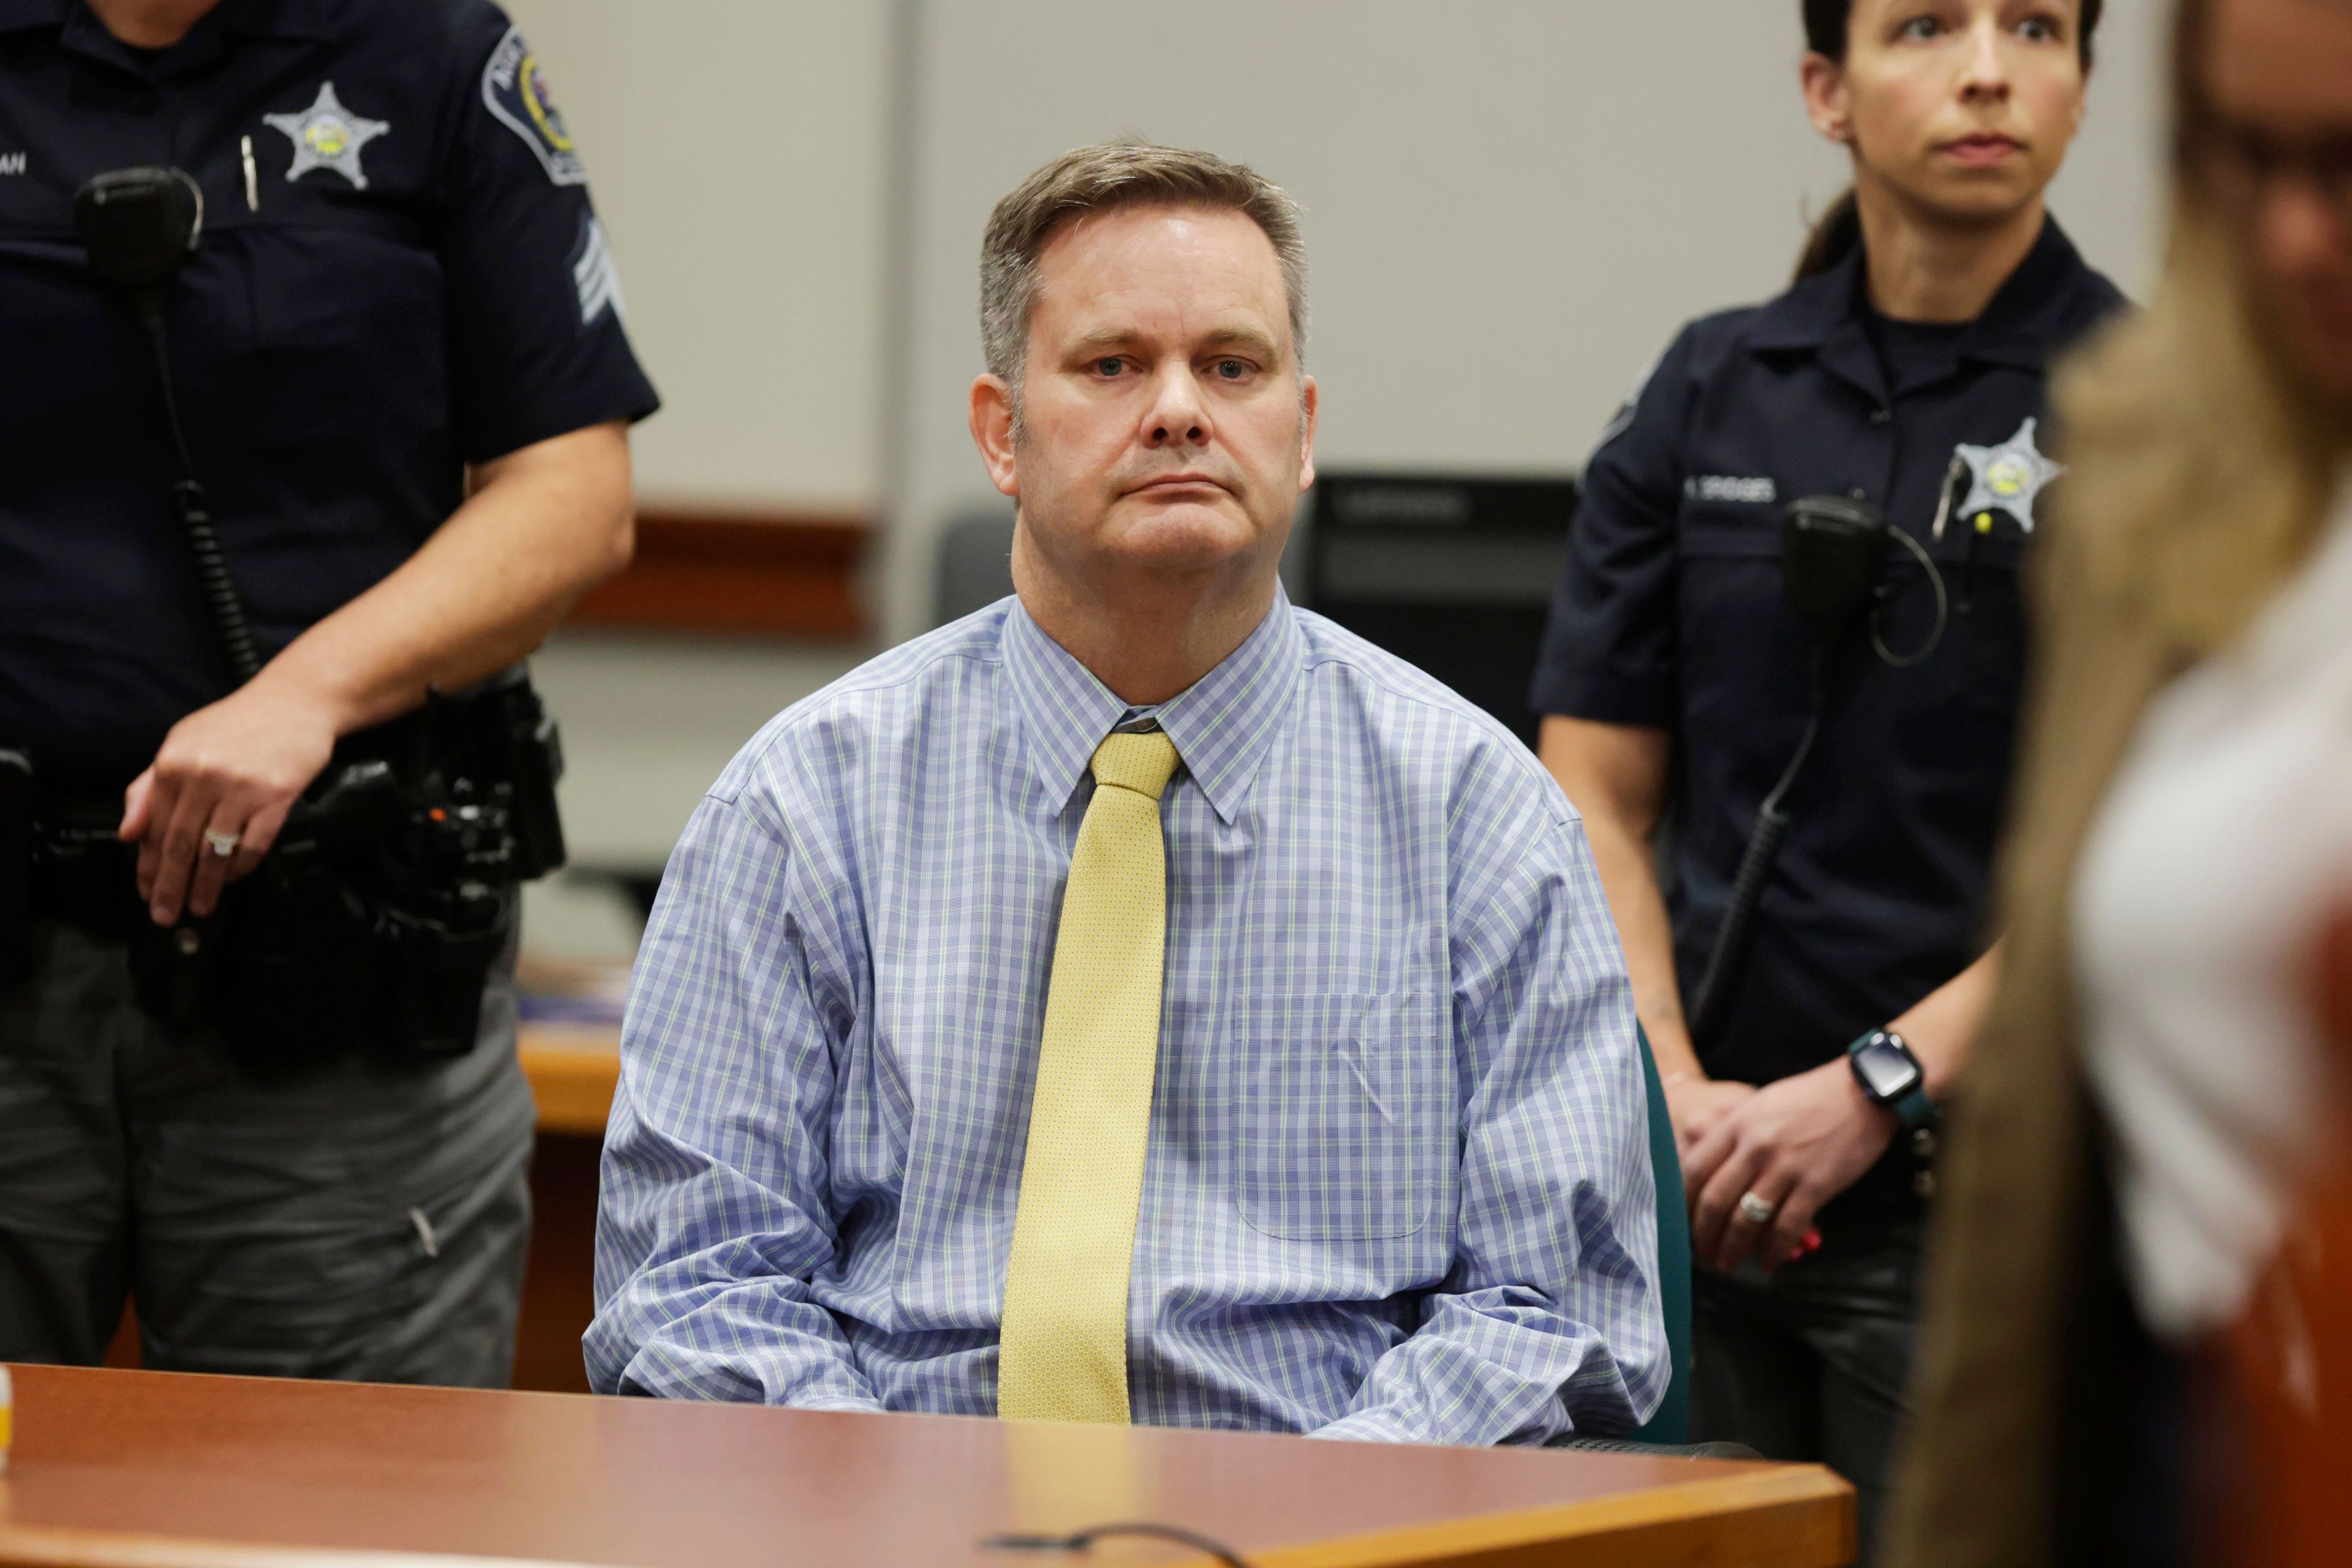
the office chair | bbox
[1548,1024,1756,1460]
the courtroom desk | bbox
[513,1025,623,1395]
[0,1366,1853,1568]
[518,1023,623,1139]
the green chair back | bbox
[1629,1023,1692,1446]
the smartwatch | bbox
[1847,1030,1937,1133]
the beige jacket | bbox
[1882,510,2195,1568]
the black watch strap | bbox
[1848,1030,1937,1133]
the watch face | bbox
[1855,1038,1921,1101]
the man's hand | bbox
[120,673,342,926]
[1685,1056,1896,1273]
[1661,1073,1757,1165]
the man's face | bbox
[1816,1,2088,226]
[972,203,1316,596]
[2206,0,2352,408]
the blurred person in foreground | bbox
[1886,0,2352,1562]
[1531,0,2116,1548]
[587,143,1664,1442]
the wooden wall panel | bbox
[569,510,871,640]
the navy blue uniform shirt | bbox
[1529,221,2124,1223]
[0,0,659,795]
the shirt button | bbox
[1913,1170,1938,1200]
[1848,487,1869,502]
[1870,408,1893,426]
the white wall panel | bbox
[881,1,2167,645]
[498,0,895,511]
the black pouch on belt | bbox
[216,854,385,1076]
[381,881,517,1061]
[209,763,399,1074]
[369,777,520,1063]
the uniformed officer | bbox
[1531,0,2120,1556]
[0,0,657,1384]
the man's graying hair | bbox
[979,141,1310,398]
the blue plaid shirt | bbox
[587,590,1665,1445]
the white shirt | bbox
[2075,475,2352,1341]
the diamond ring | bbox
[203,827,241,858]
[1736,1191,1778,1226]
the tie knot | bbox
[1090,730,1180,801]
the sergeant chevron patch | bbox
[571,215,626,327]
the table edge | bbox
[0,1524,595,1568]
[1251,1462,1853,1568]
[0,1465,1852,1568]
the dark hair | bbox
[1794,0,2105,281]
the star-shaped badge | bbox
[263,82,390,191]
[1952,417,2065,536]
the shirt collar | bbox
[1747,216,2094,375]
[1001,587,1305,826]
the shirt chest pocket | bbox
[225,222,449,450]
[1236,993,1446,1243]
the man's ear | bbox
[1800,51,1852,145]
[970,374,1020,499]
[1297,374,1319,494]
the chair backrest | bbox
[1630,1023,1692,1446]
[1297,472,1577,749]
[933,505,1017,629]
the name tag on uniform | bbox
[1685,475,1778,505]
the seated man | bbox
[587,141,1664,1445]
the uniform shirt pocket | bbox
[1237,993,1443,1243]
[1673,499,1783,560]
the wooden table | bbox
[0,1366,1852,1568]
[515,1023,622,1137]
[508,1024,623,1393]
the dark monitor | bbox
[1300,472,1579,748]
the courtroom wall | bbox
[878,1,2168,644]
[497,0,895,513]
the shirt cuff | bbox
[788,1392,889,1415]
[1305,1406,1428,1445]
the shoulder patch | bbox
[570,213,627,327]
[482,26,587,187]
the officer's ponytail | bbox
[1794,0,2105,283]
[1793,190,1864,284]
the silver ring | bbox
[203,827,241,858]
[1736,1191,1778,1226]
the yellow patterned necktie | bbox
[997,728,1182,1425]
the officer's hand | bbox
[120,676,341,926]
[1685,1058,1896,1275]
[1662,1074,1757,1169]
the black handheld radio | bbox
[1684,496,1948,1046]
[74,168,264,684]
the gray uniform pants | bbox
[0,919,534,1385]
